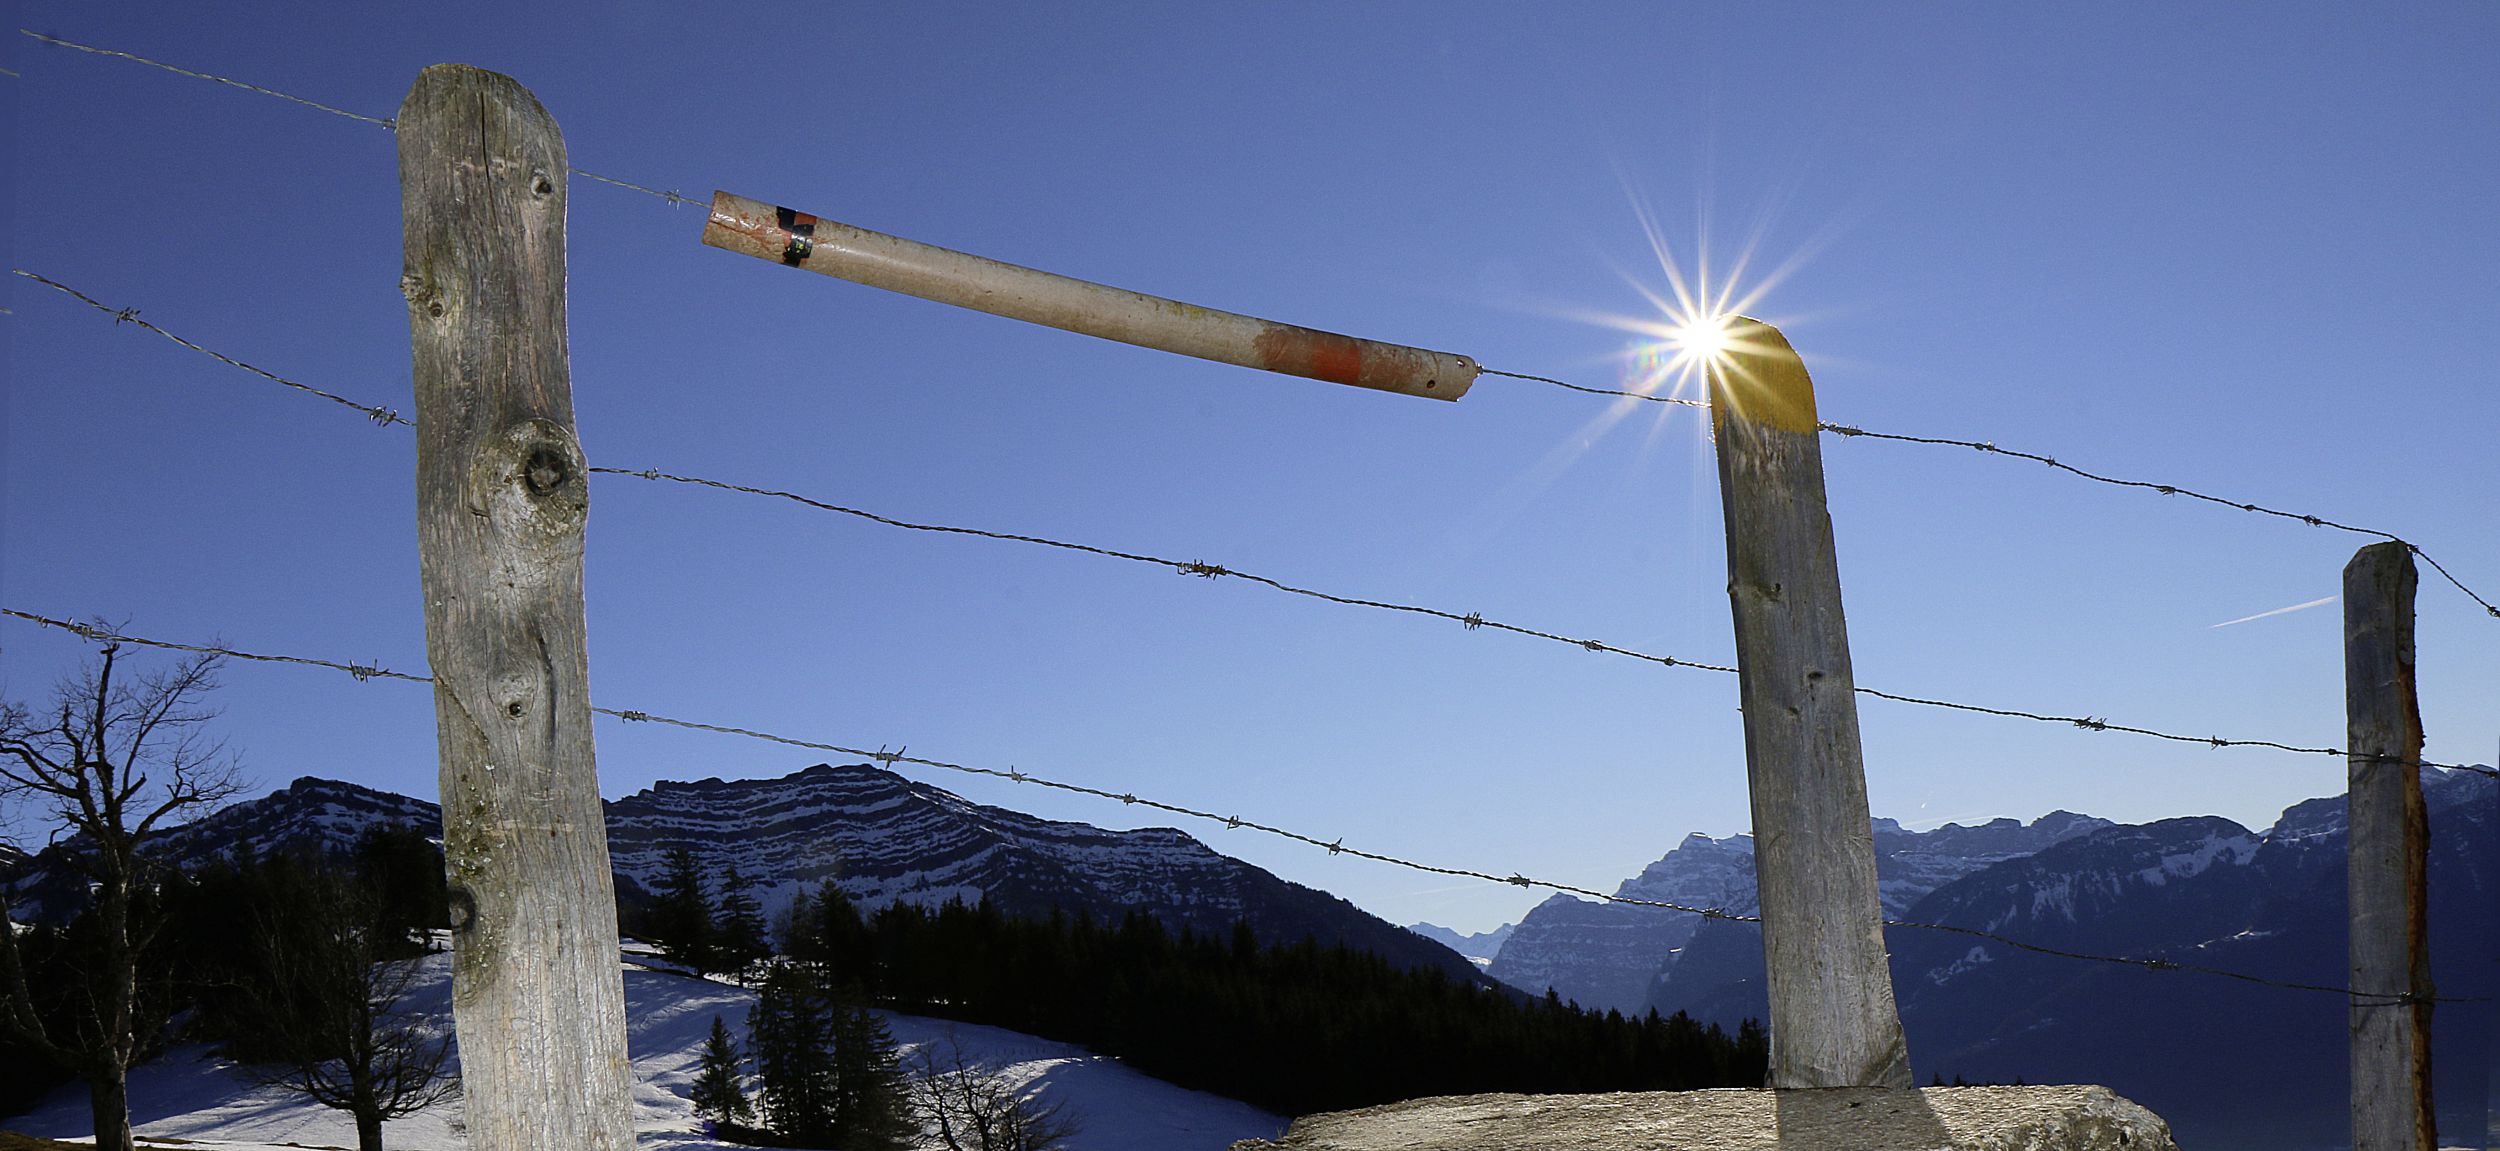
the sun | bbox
[1666,311,1735,371]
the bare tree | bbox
[237,864,456,1151]
[0,641,246,1151]
[907,1034,1080,1151]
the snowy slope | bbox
[10,954,1287,1150]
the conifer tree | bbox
[749,965,838,1144]
[747,964,913,1149]
[714,865,770,983]
[828,999,914,1150]
[689,1014,754,1130]
[650,846,716,973]
[784,882,872,985]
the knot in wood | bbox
[525,447,571,496]
[473,420,588,536]
[399,270,447,318]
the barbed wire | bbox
[1482,363,2496,619]
[0,606,2469,1006]
[583,465,1740,676]
[20,272,2495,782]
[595,464,2500,781]
[0,608,425,684]
[18,29,396,129]
[12,269,411,426]
[27,22,2491,621]
[1479,367,1710,410]
[1817,424,2499,619]
[13,29,696,209]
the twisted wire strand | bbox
[14,29,694,208]
[0,606,2469,1005]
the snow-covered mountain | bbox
[3,775,443,922]
[5,762,1482,983]
[1486,811,2106,1013]
[1404,921,1513,966]
[10,952,1287,1150]
[1651,768,2497,1151]
[601,764,1480,979]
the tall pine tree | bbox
[783,883,872,985]
[714,865,770,983]
[748,966,838,1144]
[827,1000,914,1150]
[648,846,716,973]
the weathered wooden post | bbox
[1707,317,1912,1088]
[400,65,636,1150]
[2344,541,2433,1151]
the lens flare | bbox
[1667,312,1734,369]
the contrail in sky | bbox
[2210,595,2338,629]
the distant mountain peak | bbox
[1488,806,2112,1013]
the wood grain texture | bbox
[399,63,635,1151]
[1709,319,1910,1089]
[2344,542,2432,1151]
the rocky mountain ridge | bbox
[1486,810,2109,1013]
[1405,921,1513,965]
[4,762,1483,984]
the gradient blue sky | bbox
[6,4,2495,933]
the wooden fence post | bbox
[1707,318,1911,1089]
[399,65,636,1150]
[2345,541,2433,1151]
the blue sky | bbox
[5,3,2494,933]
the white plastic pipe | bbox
[702,191,1477,401]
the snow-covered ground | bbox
[9,951,1287,1150]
